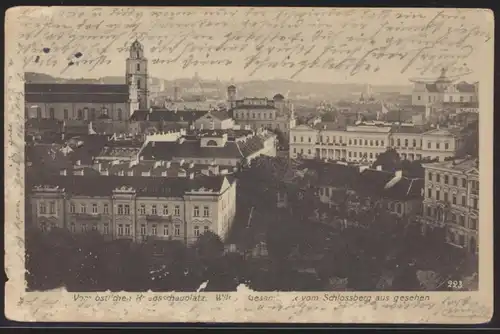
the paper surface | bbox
[4,6,494,323]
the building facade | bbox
[289,122,465,163]
[411,68,478,106]
[229,88,297,139]
[29,175,237,245]
[419,158,479,253]
[25,40,150,121]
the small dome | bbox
[227,85,236,90]
[273,93,285,100]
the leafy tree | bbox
[372,148,401,172]
[192,231,224,261]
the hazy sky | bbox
[14,7,493,85]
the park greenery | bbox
[26,155,478,292]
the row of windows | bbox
[427,189,478,209]
[417,95,474,103]
[139,224,209,236]
[425,207,478,230]
[428,173,475,189]
[67,203,185,216]
[34,107,123,121]
[38,202,56,214]
[235,112,274,120]
[291,136,451,151]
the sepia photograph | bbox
[5,6,493,323]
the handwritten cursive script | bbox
[11,7,492,82]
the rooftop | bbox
[423,158,479,173]
[130,109,209,122]
[25,83,130,103]
[30,175,233,198]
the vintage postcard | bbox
[5,7,494,323]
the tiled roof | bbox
[130,109,208,122]
[424,158,478,172]
[206,110,231,121]
[68,135,110,165]
[25,83,129,103]
[31,175,230,197]
[140,133,274,161]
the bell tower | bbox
[126,40,149,111]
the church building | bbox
[25,40,150,122]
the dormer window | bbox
[206,140,218,146]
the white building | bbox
[289,122,466,163]
[411,68,478,106]
[419,158,479,253]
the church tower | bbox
[126,40,149,112]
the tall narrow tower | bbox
[126,40,149,111]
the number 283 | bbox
[447,280,463,289]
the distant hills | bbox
[24,72,413,102]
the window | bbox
[124,205,130,215]
[462,179,466,188]
[117,108,123,121]
[308,137,311,143]
[163,205,169,215]
[444,192,448,202]
[436,143,440,149]
[428,96,431,103]
[293,148,296,153]
[450,213,456,223]
[349,139,352,145]
[163,224,169,236]
[136,63,140,71]
[118,204,124,215]
[375,140,379,146]
[369,152,373,159]
[193,206,200,217]
[301,136,304,143]
[103,204,109,214]
[49,108,55,119]
[152,205,157,215]
[36,107,42,119]
[70,223,76,233]
[354,139,357,145]
[473,198,478,210]
[459,215,465,226]
[204,226,209,233]
[103,223,109,234]
[152,224,157,235]
[348,152,352,157]
[92,224,98,231]
[418,95,421,101]
[175,205,180,216]
[49,201,56,214]
[428,172,432,181]
[436,174,441,182]
[92,203,98,214]
[80,204,87,214]
[40,222,47,232]
[70,203,75,213]
[426,206,432,216]
[140,224,146,235]
[139,204,146,215]
[194,226,200,237]
[452,195,457,205]
[308,149,311,155]
[404,139,408,147]
[174,224,180,236]
[453,177,458,186]
[381,140,384,147]
[436,190,440,201]
[396,139,400,147]
[445,143,449,150]
[82,224,88,233]
[461,195,466,206]
[293,136,296,142]
[470,218,477,230]
[353,152,357,157]
[413,139,417,147]
[203,206,209,217]
[125,224,131,236]
[137,79,141,88]
[444,175,449,184]
[427,142,431,149]
[365,139,368,146]
[118,224,124,236]
[63,109,69,120]
[460,96,464,102]
[39,202,47,214]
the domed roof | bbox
[227,85,236,90]
[273,93,285,100]
[130,39,143,50]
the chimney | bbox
[60,169,67,176]
[376,165,382,171]
[189,172,195,179]
[188,162,195,169]
[96,163,102,172]
[394,170,403,178]
[165,161,171,168]
[75,160,81,166]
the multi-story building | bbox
[419,158,479,253]
[289,122,466,163]
[229,86,297,139]
[25,40,150,121]
[411,68,478,106]
[29,175,237,245]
